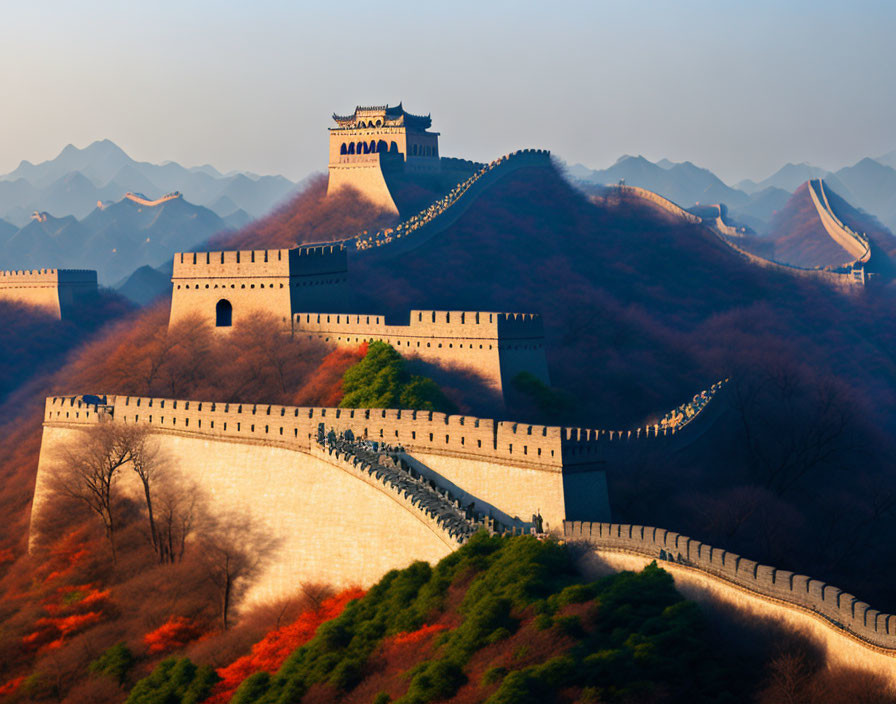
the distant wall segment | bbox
[603,184,870,291]
[0,269,97,319]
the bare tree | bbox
[152,475,199,564]
[197,513,277,630]
[50,423,144,562]
[127,432,197,564]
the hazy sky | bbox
[1,0,893,183]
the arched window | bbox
[390,141,398,153]
[340,143,348,155]
[369,140,376,153]
[377,140,388,153]
[216,299,232,327]
[348,142,355,154]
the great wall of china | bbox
[14,106,896,681]
[565,521,896,684]
[608,181,872,290]
[123,191,183,208]
[0,268,98,319]
[334,149,552,257]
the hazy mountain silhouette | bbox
[572,154,896,237]
[116,264,171,305]
[831,158,896,233]
[876,149,896,169]
[0,140,297,226]
[0,217,17,246]
[735,163,830,194]
[0,193,227,283]
[728,186,791,233]
[572,155,749,209]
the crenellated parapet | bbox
[0,268,98,319]
[41,384,725,471]
[169,244,348,329]
[292,309,549,400]
[31,389,730,601]
[565,521,896,658]
[341,149,553,256]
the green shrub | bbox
[126,658,218,704]
[172,536,748,704]
[481,666,508,685]
[89,642,134,685]
[400,659,466,703]
[340,341,455,413]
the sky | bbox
[0,0,894,184]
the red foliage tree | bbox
[144,616,205,654]
[205,587,365,703]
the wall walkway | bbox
[565,521,896,685]
[604,184,869,291]
[318,149,552,258]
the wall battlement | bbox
[31,390,728,602]
[338,149,553,257]
[169,245,348,328]
[294,310,544,341]
[42,383,722,480]
[565,521,896,659]
[292,309,548,399]
[0,268,98,319]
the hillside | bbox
[2,165,896,701]
[571,155,748,209]
[572,154,896,236]
[311,165,896,609]
[123,534,889,704]
[0,193,230,284]
[764,183,855,267]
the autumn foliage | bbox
[144,617,205,654]
[206,587,365,703]
[211,175,396,251]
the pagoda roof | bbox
[332,102,432,130]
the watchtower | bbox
[327,103,441,214]
[169,245,348,330]
[0,269,97,319]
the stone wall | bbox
[327,152,400,214]
[604,184,868,291]
[31,393,615,600]
[34,386,725,540]
[807,179,871,263]
[292,310,549,398]
[169,245,348,328]
[339,149,553,258]
[565,521,896,658]
[33,422,455,604]
[0,269,97,319]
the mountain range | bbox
[0,139,299,227]
[569,153,896,236]
[0,192,227,284]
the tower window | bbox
[216,299,233,327]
